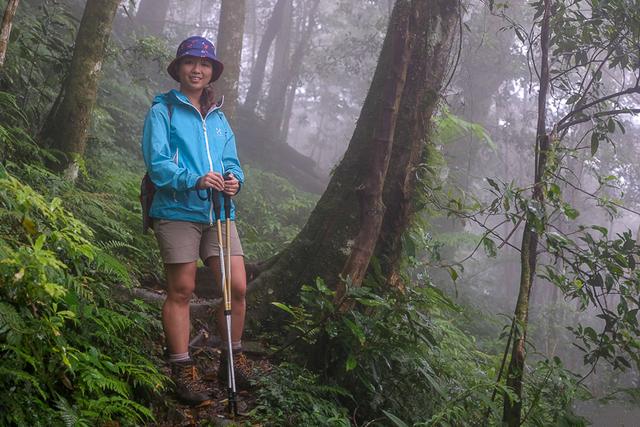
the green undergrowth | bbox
[250,362,351,426]
[263,266,589,426]
[0,166,166,426]
[0,86,321,424]
[235,164,318,260]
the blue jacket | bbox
[141,89,244,223]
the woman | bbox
[141,36,251,406]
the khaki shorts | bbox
[153,219,244,264]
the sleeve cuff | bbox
[187,173,201,190]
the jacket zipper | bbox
[175,98,221,225]
[202,120,215,225]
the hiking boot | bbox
[218,351,258,390]
[170,360,213,406]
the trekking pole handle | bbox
[211,189,221,221]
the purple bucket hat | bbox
[167,36,224,83]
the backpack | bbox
[140,104,173,234]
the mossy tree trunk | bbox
[216,0,246,124]
[248,0,460,322]
[334,0,414,303]
[373,0,461,287]
[39,0,120,180]
[0,0,20,68]
[502,0,551,425]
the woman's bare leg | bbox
[207,256,247,344]
[162,262,197,354]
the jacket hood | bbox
[151,89,185,107]
[151,89,224,111]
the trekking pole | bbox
[213,190,238,416]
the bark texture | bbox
[335,3,414,302]
[502,0,552,424]
[373,0,461,287]
[0,0,20,68]
[216,0,246,123]
[40,0,120,179]
[247,0,460,322]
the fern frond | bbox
[54,395,91,427]
[0,302,27,344]
[96,240,141,253]
[81,396,154,424]
[114,362,167,392]
[92,307,134,335]
[93,249,131,285]
[0,366,47,399]
[79,365,130,397]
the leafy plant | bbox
[0,169,166,426]
[250,362,351,426]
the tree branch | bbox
[556,85,640,128]
[558,107,640,131]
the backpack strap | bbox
[140,103,174,234]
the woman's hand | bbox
[196,172,224,191]
[223,173,240,196]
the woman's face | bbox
[178,56,213,93]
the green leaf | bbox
[345,353,357,371]
[271,302,296,317]
[344,318,366,345]
[591,225,608,235]
[590,133,600,156]
[448,266,458,282]
[382,410,410,427]
[561,203,580,220]
[44,282,67,299]
[481,236,497,257]
[486,178,500,191]
[566,94,581,104]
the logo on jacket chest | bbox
[216,128,223,136]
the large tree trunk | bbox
[0,0,20,68]
[39,0,120,180]
[216,0,246,123]
[244,0,287,112]
[502,0,552,425]
[248,0,460,323]
[334,0,414,302]
[373,1,462,287]
[136,0,170,36]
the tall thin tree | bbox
[271,0,321,141]
[263,0,293,136]
[244,0,287,112]
[502,0,551,424]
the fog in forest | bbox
[0,0,639,425]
